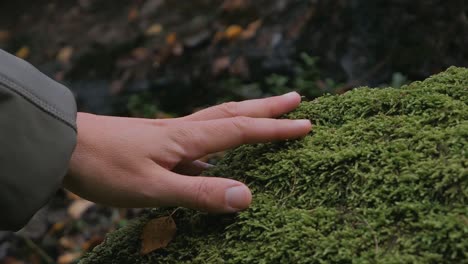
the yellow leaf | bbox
[166,33,177,45]
[49,221,66,234]
[224,25,243,40]
[57,46,74,64]
[140,216,177,255]
[15,46,30,59]
[145,24,163,36]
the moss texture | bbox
[80,67,468,264]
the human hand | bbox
[64,92,311,213]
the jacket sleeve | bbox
[0,49,77,231]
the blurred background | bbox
[0,0,467,263]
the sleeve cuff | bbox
[0,49,77,231]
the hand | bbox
[64,92,311,213]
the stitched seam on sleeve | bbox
[0,75,76,131]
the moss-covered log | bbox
[80,67,468,264]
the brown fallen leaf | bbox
[212,30,225,44]
[82,235,104,251]
[241,20,262,39]
[131,47,150,61]
[65,190,82,200]
[140,216,177,255]
[57,46,74,64]
[166,32,177,45]
[48,221,66,235]
[145,23,163,36]
[2,256,24,264]
[68,199,94,219]
[212,56,231,76]
[59,236,78,249]
[230,56,250,78]
[0,30,11,42]
[57,252,82,264]
[128,7,139,22]
[222,0,250,11]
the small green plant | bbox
[267,53,340,98]
[127,93,159,118]
[390,72,409,88]
[219,53,340,103]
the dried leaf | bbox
[230,56,250,78]
[68,199,94,219]
[48,221,66,235]
[82,236,104,251]
[57,46,74,64]
[2,256,23,264]
[212,56,231,75]
[224,25,243,40]
[140,216,177,255]
[0,30,11,42]
[65,190,82,200]
[241,20,262,39]
[15,46,30,59]
[128,7,139,22]
[172,43,184,56]
[59,236,78,249]
[166,33,177,45]
[145,24,163,36]
[131,47,149,60]
[57,252,82,264]
[222,0,250,11]
[212,31,225,44]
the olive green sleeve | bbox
[0,49,77,231]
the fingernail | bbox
[283,91,299,98]
[225,185,250,211]
[294,119,312,127]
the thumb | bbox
[165,174,252,213]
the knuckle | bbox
[193,179,212,210]
[168,127,194,158]
[231,116,251,129]
[172,127,192,143]
[218,102,239,117]
[230,116,252,140]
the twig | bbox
[170,207,182,217]
[18,234,55,264]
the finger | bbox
[183,92,301,121]
[172,160,213,176]
[162,173,252,213]
[169,117,312,160]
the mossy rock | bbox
[80,67,468,264]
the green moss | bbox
[80,67,468,264]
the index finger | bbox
[183,92,302,121]
[168,117,312,160]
